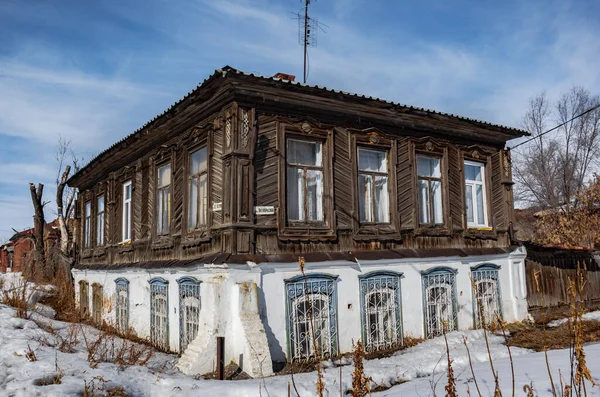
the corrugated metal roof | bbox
[68,65,528,184]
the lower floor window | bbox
[471,264,501,328]
[79,280,89,318]
[285,274,338,361]
[422,268,457,338]
[178,277,201,352]
[115,278,129,334]
[92,283,103,325]
[150,278,169,350]
[359,272,403,352]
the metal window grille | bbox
[359,271,403,352]
[285,274,338,361]
[471,265,502,328]
[115,278,129,334]
[422,268,458,338]
[79,281,89,318]
[177,277,201,352]
[92,283,103,325]
[149,278,169,350]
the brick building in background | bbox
[0,220,60,273]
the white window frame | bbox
[84,201,91,248]
[97,195,105,246]
[464,160,489,228]
[157,163,172,235]
[357,147,390,224]
[122,180,132,242]
[417,155,444,226]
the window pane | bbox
[359,174,372,222]
[124,203,130,240]
[465,185,474,223]
[287,140,322,166]
[124,183,131,200]
[188,179,198,229]
[432,180,443,224]
[198,174,207,225]
[359,149,386,172]
[97,196,104,213]
[417,157,441,178]
[158,164,171,187]
[418,179,430,224]
[157,190,164,233]
[374,175,389,223]
[306,169,323,221]
[190,148,208,175]
[85,202,91,217]
[476,184,485,225]
[465,164,482,181]
[97,213,104,245]
[287,167,304,221]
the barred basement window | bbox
[359,271,403,352]
[285,273,338,361]
[422,267,458,338]
[79,280,89,318]
[149,278,169,350]
[115,278,129,334]
[471,264,502,328]
[92,283,103,325]
[177,277,201,352]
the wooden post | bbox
[216,336,225,380]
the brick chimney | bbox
[273,72,296,82]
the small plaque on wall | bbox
[254,206,275,215]
[212,202,222,212]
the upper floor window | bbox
[417,156,443,225]
[157,164,172,235]
[122,180,132,241]
[188,147,208,229]
[84,201,91,248]
[358,148,389,223]
[97,195,105,246]
[464,160,488,228]
[286,139,324,222]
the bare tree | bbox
[55,136,80,255]
[513,87,600,212]
[28,182,47,280]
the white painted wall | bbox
[72,247,528,374]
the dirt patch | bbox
[202,363,252,380]
[508,320,600,351]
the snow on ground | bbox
[547,311,600,327]
[375,342,600,396]
[0,299,534,397]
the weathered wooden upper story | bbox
[68,66,528,268]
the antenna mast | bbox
[295,0,323,84]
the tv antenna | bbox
[294,0,326,84]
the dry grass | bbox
[508,320,600,351]
[83,376,129,397]
[350,340,372,397]
[2,282,31,318]
[80,326,154,369]
[38,270,79,323]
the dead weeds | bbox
[508,320,600,351]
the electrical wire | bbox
[510,102,600,150]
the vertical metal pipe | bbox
[216,336,225,380]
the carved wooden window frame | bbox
[155,162,172,236]
[351,130,400,240]
[411,139,451,236]
[277,122,336,239]
[461,148,494,231]
[96,194,105,246]
[121,179,133,242]
[84,200,92,248]
[183,129,213,241]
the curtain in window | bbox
[286,140,323,222]
[417,156,443,225]
[358,148,389,223]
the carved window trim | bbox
[121,180,133,242]
[277,122,336,240]
[96,195,105,246]
[350,130,400,240]
[84,201,92,248]
[461,147,494,233]
[187,145,209,230]
[411,139,451,236]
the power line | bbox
[510,102,600,150]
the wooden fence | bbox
[525,243,600,309]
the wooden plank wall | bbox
[526,260,600,309]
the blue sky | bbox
[1,0,599,237]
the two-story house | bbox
[68,66,529,377]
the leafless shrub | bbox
[351,340,372,397]
[83,376,129,397]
